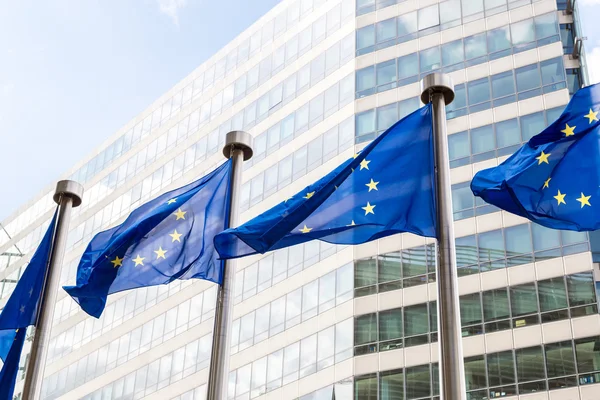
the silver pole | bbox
[207,131,253,400]
[22,180,83,400]
[420,73,467,400]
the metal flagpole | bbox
[23,180,84,400]
[207,131,253,400]
[420,73,467,400]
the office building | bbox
[0,0,596,398]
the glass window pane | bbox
[538,278,568,312]
[379,308,403,341]
[356,110,376,137]
[398,12,417,38]
[532,224,560,252]
[406,365,430,399]
[511,19,535,45]
[377,103,398,132]
[521,111,545,141]
[420,47,441,73]
[448,131,469,161]
[471,125,494,154]
[488,26,511,54]
[495,118,521,148]
[516,64,541,93]
[355,313,377,345]
[404,304,428,337]
[465,355,487,390]
[545,340,576,378]
[397,53,419,81]
[465,33,487,60]
[468,78,491,105]
[487,351,515,387]
[516,346,546,382]
[377,60,397,87]
[418,5,439,31]
[540,58,564,86]
[355,374,378,400]
[377,18,396,44]
[575,336,600,374]
[483,289,510,321]
[380,369,404,400]
[491,71,515,99]
[441,40,464,66]
[535,12,558,39]
[460,293,482,326]
[567,273,596,307]
[357,25,375,50]
[510,283,538,317]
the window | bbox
[357,25,375,54]
[282,343,300,385]
[355,374,378,400]
[299,335,317,378]
[441,40,464,68]
[460,293,482,336]
[397,53,418,83]
[379,308,402,351]
[377,103,398,133]
[406,365,430,399]
[317,327,335,370]
[376,59,397,91]
[419,46,441,73]
[356,66,375,96]
[380,369,403,400]
[487,351,516,394]
[510,283,539,327]
[465,33,487,61]
[521,111,545,141]
[515,346,546,392]
[397,12,417,42]
[545,341,576,380]
[376,18,396,48]
[418,4,439,32]
[403,304,428,345]
[465,355,487,391]
[488,25,511,57]
[355,313,377,354]
[495,118,520,149]
[511,18,535,47]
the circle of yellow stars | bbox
[109,198,187,269]
[536,109,597,210]
[293,154,380,234]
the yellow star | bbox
[365,179,379,192]
[561,123,576,137]
[132,254,145,267]
[304,192,315,199]
[536,151,551,165]
[347,220,356,226]
[360,159,371,170]
[154,247,167,260]
[110,256,123,268]
[299,225,312,233]
[174,208,187,220]
[576,192,591,208]
[353,153,360,159]
[584,109,599,124]
[543,177,551,189]
[167,198,177,205]
[362,202,376,215]
[169,229,183,242]
[553,190,566,206]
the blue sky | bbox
[0,0,599,222]
[0,0,280,222]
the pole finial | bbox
[53,180,84,208]
[222,131,253,161]
[420,73,455,106]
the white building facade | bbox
[0,0,597,399]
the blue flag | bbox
[215,104,436,259]
[64,161,231,318]
[0,211,57,399]
[471,83,600,231]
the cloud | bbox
[157,0,189,26]
[579,0,600,5]
[587,45,600,84]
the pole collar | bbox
[223,131,253,161]
[420,73,455,105]
[53,180,84,207]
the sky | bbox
[0,0,599,224]
[0,0,281,222]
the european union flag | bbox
[64,161,231,318]
[0,211,57,399]
[215,104,436,259]
[472,84,600,231]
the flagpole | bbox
[207,131,253,400]
[22,180,83,400]
[420,73,467,400]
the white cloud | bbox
[579,0,600,5]
[157,0,189,26]
[586,45,600,84]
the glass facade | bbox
[0,0,594,399]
